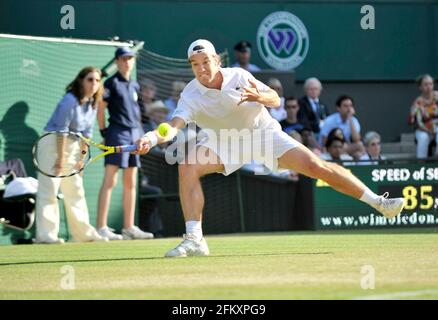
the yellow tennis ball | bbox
[157,123,171,137]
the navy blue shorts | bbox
[104,124,143,168]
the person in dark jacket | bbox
[297,77,329,136]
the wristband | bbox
[144,131,158,147]
[100,128,108,138]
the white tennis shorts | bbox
[197,121,301,176]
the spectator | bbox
[299,126,322,155]
[320,95,365,159]
[143,100,170,131]
[326,127,345,141]
[327,127,360,159]
[97,47,154,241]
[35,66,107,244]
[231,40,261,73]
[409,74,438,158]
[139,79,157,127]
[139,78,157,114]
[321,136,354,164]
[268,78,287,121]
[288,129,302,144]
[359,131,386,165]
[280,96,304,135]
[164,81,186,120]
[298,77,329,136]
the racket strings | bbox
[34,133,90,177]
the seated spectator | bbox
[140,79,157,115]
[143,100,169,131]
[288,130,302,144]
[321,136,354,165]
[139,78,157,124]
[268,78,286,121]
[359,131,386,165]
[327,127,345,141]
[298,77,329,136]
[231,40,261,73]
[325,127,349,155]
[409,74,438,158]
[164,80,186,120]
[299,126,322,155]
[320,94,365,159]
[280,96,305,134]
[143,100,170,150]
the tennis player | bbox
[36,67,108,244]
[136,39,405,257]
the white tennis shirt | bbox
[172,68,277,133]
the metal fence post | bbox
[236,170,246,233]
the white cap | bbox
[187,39,217,59]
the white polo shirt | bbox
[172,67,276,133]
[172,67,300,176]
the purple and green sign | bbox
[257,11,309,71]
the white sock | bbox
[185,220,203,240]
[359,188,380,207]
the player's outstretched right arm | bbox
[135,117,185,155]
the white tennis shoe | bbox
[88,231,109,242]
[97,226,123,241]
[165,233,209,258]
[373,192,405,219]
[122,226,154,240]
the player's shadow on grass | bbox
[0,251,334,267]
[0,101,39,177]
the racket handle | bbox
[117,144,138,153]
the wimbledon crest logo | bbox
[257,11,309,70]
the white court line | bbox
[353,289,438,300]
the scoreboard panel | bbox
[314,163,438,229]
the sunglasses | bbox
[369,142,381,146]
[285,104,299,109]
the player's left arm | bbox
[238,79,281,108]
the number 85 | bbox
[402,185,434,210]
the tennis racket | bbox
[32,132,137,178]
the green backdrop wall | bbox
[1,0,437,80]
